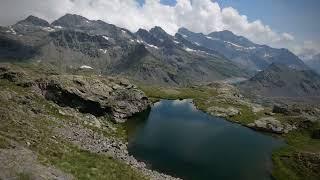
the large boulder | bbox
[207,106,240,118]
[272,104,290,115]
[248,117,297,134]
[36,75,150,123]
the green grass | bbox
[272,126,320,180]
[51,146,146,180]
[139,85,216,99]
[229,105,259,124]
[17,172,32,180]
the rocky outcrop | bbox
[0,64,150,123]
[294,152,320,173]
[207,106,240,118]
[272,104,290,115]
[248,117,297,134]
[273,104,320,117]
[36,75,150,123]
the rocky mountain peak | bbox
[209,30,234,37]
[177,27,190,34]
[150,26,166,34]
[149,26,172,41]
[208,30,254,47]
[52,13,91,28]
[177,27,203,37]
[16,15,50,27]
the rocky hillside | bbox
[0,63,179,180]
[0,14,249,86]
[178,28,307,71]
[238,63,320,97]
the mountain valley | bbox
[0,14,320,180]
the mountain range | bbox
[0,14,319,97]
[0,14,248,85]
[177,28,307,71]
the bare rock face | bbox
[248,117,297,134]
[207,106,240,118]
[36,75,150,123]
[272,104,290,115]
[0,64,150,123]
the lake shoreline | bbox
[127,99,284,180]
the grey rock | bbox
[35,75,150,123]
[248,117,296,134]
[207,106,240,117]
[55,123,180,180]
[272,104,290,114]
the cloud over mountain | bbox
[0,0,318,56]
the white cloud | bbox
[0,0,318,57]
[282,33,295,41]
[292,41,320,60]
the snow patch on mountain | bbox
[145,43,159,49]
[80,65,94,69]
[224,41,256,51]
[99,49,108,54]
[42,27,55,32]
[6,26,17,35]
[184,47,196,52]
[102,36,110,41]
[54,26,63,29]
[206,36,219,41]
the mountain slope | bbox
[238,63,320,97]
[178,28,307,71]
[0,15,249,86]
[134,26,250,85]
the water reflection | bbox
[127,100,284,180]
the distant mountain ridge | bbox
[177,28,307,71]
[238,63,320,97]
